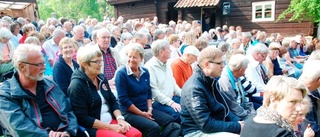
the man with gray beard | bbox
[0,44,78,137]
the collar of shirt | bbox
[126,65,145,77]
[154,57,167,69]
[248,54,260,67]
[101,47,112,54]
[49,39,58,46]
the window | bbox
[252,1,275,22]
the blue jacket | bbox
[0,72,78,137]
[53,54,79,96]
[180,65,241,135]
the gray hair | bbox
[138,28,149,34]
[126,43,145,58]
[0,28,13,39]
[38,20,45,28]
[299,60,320,85]
[251,43,269,54]
[153,29,164,40]
[134,31,147,41]
[25,36,40,45]
[77,45,102,71]
[242,32,252,39]
[228,54,249,71]
[13,44,42,70]
[110,26,120,33]
[231,38,241,45]
[52,29,65,39]
[73,26,84,34]
[93,24,103,30]
[217,41,230,52]
[16,17,25,24]
[165,27,173,34]
[91,30,98,42]
[151,39,170,57]
[120,32,133,42]
[1,16,12,24]
[96,28,111,38]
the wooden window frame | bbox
[252,1,275,22]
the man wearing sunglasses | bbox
[181,47,242,137]
[0,44,78,137]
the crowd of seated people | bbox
[1,14,320,137]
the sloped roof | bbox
[174,0,220,8]
[0,0,36,10]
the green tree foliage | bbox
[277,0,320,22]
[38,0,112,22]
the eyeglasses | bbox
[21,61,45,67]
[89,60,103,65]
[208,61,225,66]
[260,53,267,58]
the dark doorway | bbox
[202,8,216,32]
[167,2,178,23]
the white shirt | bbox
[97,90,112,124]
[167,46,180,65]
[144,57,181,106]
[245,54,266,96]
[43,39,60,60]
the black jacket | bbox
[180,65,241,135]
[68,69,119,137]
[53,54,79,96]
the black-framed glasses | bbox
[21,61,45,67]
[208,61,225,66]
[89,60,103,65]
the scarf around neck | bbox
[257,106,294,132]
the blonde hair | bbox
[168,34,179,44]
[197,46,223,68]
[183,30,197,46]
[58,37,77,51]
[263,76,307,107]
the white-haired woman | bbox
[68,46,141,137]
[0,28,14,77]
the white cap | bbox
[183,46,200,56]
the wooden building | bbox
[0,0,39,21]
[108,0,315,37]
[107,0,179,24]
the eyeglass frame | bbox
[21,61,45,67]
[88,60,104,65]
[208,60,225,66]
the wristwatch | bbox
[148,107,153,110]
[116,115,125,120]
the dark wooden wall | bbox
[114,0,157,22]
[221,0,314,37]
[112,0,178,24]
[157,0,178,23]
